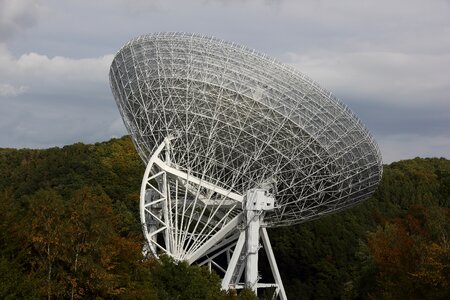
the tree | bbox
[26,189,67,299]
[368,222,419,298]
[367,205,450,299]
[0,189,40,299]
[150,255,226,300]
[411,240,450,297]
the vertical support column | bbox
[244,189,275,294]
[245,189,262,292]
[221,188,285,298]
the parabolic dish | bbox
[109,32,382,228]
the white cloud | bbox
[0,46,113,83]
[0,83,28,97]
[0,45,118,148]
[17,52,114,82]
[0,0,447,162]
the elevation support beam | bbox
[221,231,246,290]
[261,227,287,300]
[187,213,242,264]
[220,188,287,299]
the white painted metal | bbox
[261,228,287,300]
[140,140,242,261]
[140,149,287,297]
[187,213,241,264]
[110,32,383,228]
[245,207,260,291]
[245,189,268,292]
[219,189,286,298]
[110,32,384,300]
[221,231,246,290]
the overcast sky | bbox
[0,0,449,163]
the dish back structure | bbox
[109,32,382,299]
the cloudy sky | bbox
[1,0,449,163]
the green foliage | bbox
[237,288,259,300]
[366,205,450,299]
[268,157,450,299]
[26,189,68,298]
[0,257,40,300]
[150,255,225,300]
[0,137,449,299]
[0,137,144,201]
[0,137,243,299]
[9,186,158,299]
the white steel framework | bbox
[109,32,383,299]
[140,139,287,298]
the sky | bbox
[0,0,449,163]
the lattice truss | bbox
[109,32,383,261]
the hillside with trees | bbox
[0,136,448,299]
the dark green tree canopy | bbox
[0,137,448,299]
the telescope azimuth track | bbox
[109,32,382,299]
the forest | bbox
[0,136,448,299]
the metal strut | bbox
[141,140,286,298]
[221,189,287,299]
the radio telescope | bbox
[109,32,382,299]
